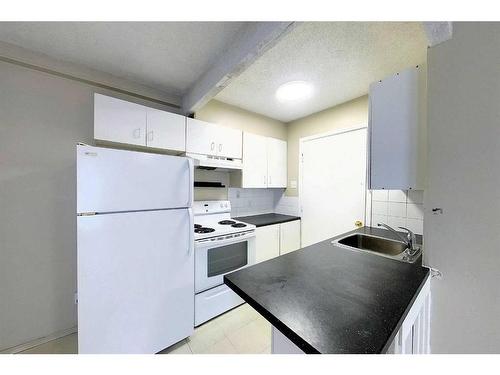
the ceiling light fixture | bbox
[275,81,313,103]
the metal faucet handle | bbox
[397,226,418,252]
[397,226,416,240]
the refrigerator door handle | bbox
[186,158,193,207]
[188,208,194,256]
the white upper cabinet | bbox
[216,126,243,159]
[241,132,287,188]
[186,118,218,156]
[94,93,147,146]
[242,133,268,188]
[145,108,186,152]
[369,66,426,190]
[94,93,186,152]
[267,137,287,188]
[186,118,242,159]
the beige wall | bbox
[286,95,369,196]
[195,99,287,140]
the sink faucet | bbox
[377,223,419,255]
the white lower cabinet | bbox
[386,274,431,354]
[279,220,301,255]
[255,224,280,263]
[255,220,301,263]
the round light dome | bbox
[275,81,313,103]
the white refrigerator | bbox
[77,145,194,354]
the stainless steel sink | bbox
[333,233,421,263]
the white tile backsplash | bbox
[407,190,424,204]
[372,190,389,201]
[274,193,300,216]
[369,189,424,235]
[372,201,388,215]
[387,216,407,229]
[407,203,424,220]
[388,202,407,217]
[228,188,285,217]
[406,218,424,234]
[388,190,407,203]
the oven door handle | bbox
[196,231,255,249]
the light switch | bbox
[289,180,297,189]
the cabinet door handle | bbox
[147,130,154,142]
[219,144,222,152]
[133,128,141,139]
[269,175,272,185]
[264,175,266,185]
[211,142,215,151]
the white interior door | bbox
[300,127,367,247]
[77,208,194,353]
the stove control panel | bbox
[193,200,231,215]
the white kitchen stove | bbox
[193,200,256,326]
[193,201,256,240]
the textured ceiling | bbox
[0,22,246,96]
[215,22,428,122]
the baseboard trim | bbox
[0,326,77,354]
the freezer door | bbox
[77,145,193,214]
[77,208,194,353]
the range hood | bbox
[185,153,242,171]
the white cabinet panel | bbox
[267,137,287,188]
[242,132,268,188]
[146,107,185,152]
[217,126,242,159]
[241,132,287,188]
[186,118,242,159]
[280,220,301,255]
[369,66,426,190]
[94,93,146,146]
[255,224,280,263]
[186,118,218,156]
[387,275,430,354]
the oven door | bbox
[195,231,256,293]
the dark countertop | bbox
[224,226,429,354]
[234,213,300,228]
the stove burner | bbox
[218,220,236,225]
[195,227,215,234]
[194,224,202,229]
[231,223,247,228]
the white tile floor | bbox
[18,303,271,354]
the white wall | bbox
[0,59,178,351]
[425,22,500,353]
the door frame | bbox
[298,125,369,246]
